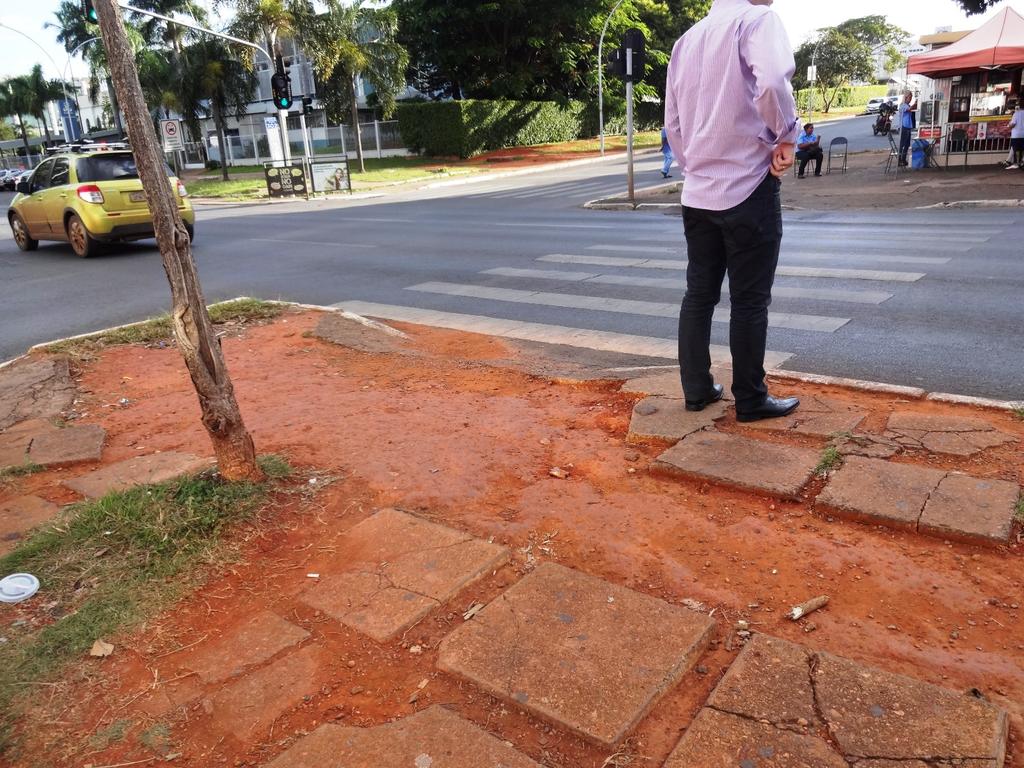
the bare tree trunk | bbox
[350,74,365,173]
[16,115,32,159]
[213,102,230,182]
[40,113,53,145]
[93,0,264,483]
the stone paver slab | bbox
[27,424,105,467]
[621,365,734,401]
[0,358,76,430]
[919,474,1020,545]
[627,396,726,443]
[741,396,867,438]
[814,648,1008,762]
[62,452,212,498]
[675,634,1008,766]
[0,495,60,554]
[205,645,319,741]
[313,312,407,354]
[665,707,849,768]
[179,610,310,683]
[886,412,1016,457]
[437,562,715,746]
[832,434,903,460]
[301,508,510,642]
[0,419,58,468]
[816,457,946,530]
[655,432,819,500]
[264,706,541,768]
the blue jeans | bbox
[662,151,674,175]
[899,127,912,164]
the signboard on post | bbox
[309,156,352,194]
[807,65,818,83]
[264,163,308,198]
[264,116,284,163]
[160,119,184,152]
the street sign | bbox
[264,116,284,163]
[309,156,351,194]
[160,119,184,152]
[807,65,818,83]
[264,163,308,198]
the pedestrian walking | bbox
[661,126,674,179]
[1006,104,1024,170]
[898,90,917,167]
[664,0,800,423]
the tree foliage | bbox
[794,28,875,113]
[954,0,1003,13]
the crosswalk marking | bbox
[406,282,851,333]
[537,254,925,282]
[588,244,680,255]
[482,267,894,305]
[586,245,950,265]
[333,300,794,367]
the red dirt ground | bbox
[2,309,1022,768]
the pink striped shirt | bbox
[664,0,800,211]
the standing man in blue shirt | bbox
[796,124,823,177]
[898,90,917,167]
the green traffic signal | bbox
[83,0,98,22]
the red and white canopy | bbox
[907,7,1024,78]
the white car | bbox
[866,98,886,114]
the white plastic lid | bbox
[0,573,40,604]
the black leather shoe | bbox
[736,396,800,423]
[685,384,725,412]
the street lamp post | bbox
[63,37,101,138]
[598,0,627,156]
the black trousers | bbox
[678,173,782,411]
[796,147,823,175]
[899,127,912,163]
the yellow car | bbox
[7,145,195,258]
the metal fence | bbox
[213,120,407,168]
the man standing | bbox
[796,123,823,177]
[898,90,916,167]
[664,0,800,422]
[661,126,675,179]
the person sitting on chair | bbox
[796,124,823,177]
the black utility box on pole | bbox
[622,29,645,205]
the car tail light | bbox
[177,181,188,197]
[77,184,104,204]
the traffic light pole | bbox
[625,48,635,205]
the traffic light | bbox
[301,96,313,116]
[606,48,626,78]
[271,71,292,110]
[83,0,98,22]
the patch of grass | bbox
[40,299,283,357]
[0,455,290,756]
[1016,495,1024,523]
[1012,406,1024,421]
[186,177,266,200]
[0,462,43,484]
[815,446,843,476]
[89,718,131,750]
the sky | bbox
[0,0,1019,81]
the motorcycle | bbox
[872,102,897,136]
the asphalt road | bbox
[2,150,1023,401]
[811,113,897,154]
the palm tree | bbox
[22,65,72,145]
[228,0,300,66]
[179,39,258,181]
[302,0,409,173]
[2,78,37,159]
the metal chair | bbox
[827,137,848,174]
[884,131,901,176]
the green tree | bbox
[834,15,907,48]
[794,29,874,113]
[21,65,73,144]
[2,77,39,157]
[303,0,409,173]
[955,0,1001,13]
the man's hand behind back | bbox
[771,143,795,178]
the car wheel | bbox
[66,213,100,258]
[185,223,195,243]
[9,213,38,252]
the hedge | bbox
[397,99,665,158]
[397,100,585,158]
[795,84,889,111]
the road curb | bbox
[916,199,1024,209]
[7,300,1021,415]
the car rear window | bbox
[76,154,174,182]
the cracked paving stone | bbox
[204,645,321,742]
[301,508,510,642]
[741,396,867,438]
[831,434,903,460]
[627,396,727,443]
[816,456,946,531]
[0,418,59,469]
[620,365,734,401]
[263,706,541,768]
[671,635,1008,767]
[0,358,76,431]
[62,452,213,498]
[919,474,1021,545]
[437,562,715,746]
[27,424,105,467]
[0,495,60,556]
[885,413,1016,457]
[655,432,819,501]
[175,610,310,683]
[665,707,848,768]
